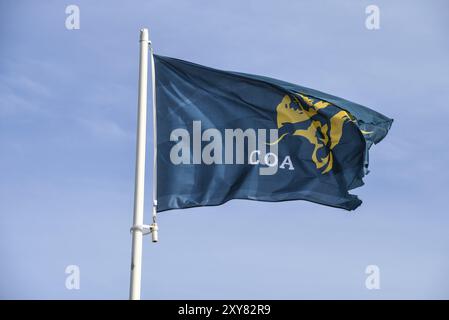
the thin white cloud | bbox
[0,70,52,117]
[77,117,133,140]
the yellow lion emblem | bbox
[274,94,356,174]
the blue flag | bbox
[154,55,392,212]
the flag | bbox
[154,55,392,212]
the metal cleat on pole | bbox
[130,223,159,243]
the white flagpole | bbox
[129,28,149,300]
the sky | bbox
[0,0,448,299]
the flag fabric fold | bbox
[154,55,392,212]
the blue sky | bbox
[1,0,448,299]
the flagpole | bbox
[129,28,149,300]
